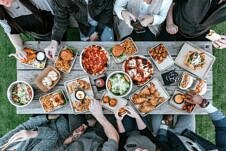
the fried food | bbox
[103,96,110,104]
[131,82,166,114]
[149,44,168,64]
[121,38,137,56]
[60,49,74,61]
[118,107,127,117]
[72,96,91,112]
[109,98,117,107]
[184,51,206,70]
[173,92,196,113]
[180,73,192,89]
[194,79,206,94]
[20,48,37,64]
[102,95,118,107]
[55,47,75,73]
[40,91,65,112]
[112,44,124,57]
[139,105,155,114]
[67,79,91,94]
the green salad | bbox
[108,73,131,96]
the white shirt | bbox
[114,0,172,26]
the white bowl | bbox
[80,44,110,76]
[106,71,133,97]
[7,81,34,107]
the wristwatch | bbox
[200,98,210,108]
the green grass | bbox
[0,23,226,144]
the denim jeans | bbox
[151,115,196,136]
[80,25,114,41]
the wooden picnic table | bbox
[17,41,213,114]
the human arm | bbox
[125,106,157,144]
[45,0,70,59]
[0,20,26,60]
[0,115,49,146]
[186,92,226,149]
[94,0,113,37]
[30,127,58,151]
[114,0,136,28]
[89,99,119,144]
[165,2,178,35]
[139,0,172,27]
[213,35,226,49]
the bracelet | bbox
[200,99,210,108]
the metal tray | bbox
[111,37,138,63]
[175,42,215,78]
[54,45,77,73]
[169,89,197,113]
[19,48,47,69]
[148,43,174,72]
[64,76,94,114]
[129,78,170,116]
[39,89,67,113]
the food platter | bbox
[39,89,67,113]
[178,72,207,95]
[80,45,110,76]
[175,42,215,78]
[106,71,133,97]
[64,76,94,114]
[7,81,34,107]
[122,55,154,86]
[101,91,128,113]
[54,46,77,73]
[129,78,170,116]
[19,48,47,69]
[35,66,61,92]
[169,90,197,113]
[111,37,138,63]
[148,43,174,71]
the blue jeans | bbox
[80,25,114,41]
[209,111,226,151]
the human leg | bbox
[169,115,196,134]
[100,27,114,41]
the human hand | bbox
[184,91,203,105]
[89,32,99,41]
[115,107,127,121]
[121,10,136,28]
[44,40,58,60]
[166,23,178,35]
[139,15,154,27]
[89,98,104,119]
[213,35,226,49]
[11,130,38,142]
[8,49,27,61]
[125,106,140,119]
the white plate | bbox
[148,43,174,72]
[175,42,215,78]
